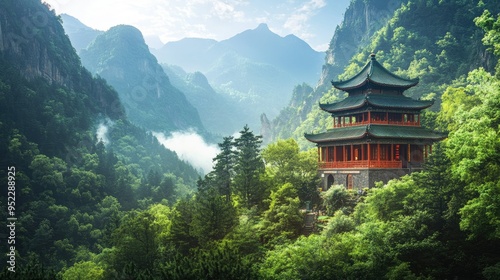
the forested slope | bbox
[79,25,206,134]
[0,1,200,277]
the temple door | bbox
[347,174,353,190]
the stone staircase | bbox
[302,212,316,236]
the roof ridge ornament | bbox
[370,53,376,60]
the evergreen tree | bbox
[233,125,266,209]
[209,136,236,201]
[191,180,238,246]
[169,197,198,255]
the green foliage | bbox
[259,183,303,245]
[323,211,355,236]
[443,68,500,239]
[168,197,198,255]
[475,9,500,75]
[261,139,320,206]
[161,241,256,280]
[321,185,357,215]
[209,136,236,200]
[233,125,267,209]
[191,186,238,246]
[62,261,104,280]
[110,204,171,274]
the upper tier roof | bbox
[319,93,434,113]
[331,54,419,91]
[304,124,446,144]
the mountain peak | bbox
[256,23,270,31]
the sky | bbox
[43,0,351,51]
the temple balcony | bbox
[333,119,420,128]
[319,160,403,169]
[333,112,421,128]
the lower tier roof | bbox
[304,124,446,144]
[319,93,434,113]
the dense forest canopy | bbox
[0,0,499,279]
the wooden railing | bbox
[319,160,402,169]
[333,120,420,128]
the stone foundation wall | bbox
[320,168,414,190]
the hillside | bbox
[0,0,200,274]
[269,0,499,148]
[79,25,206,134]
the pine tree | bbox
[191,180,237,246]
[233,125,266,209]
[210,136,236,201]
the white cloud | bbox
[284,0,326,41]
[96,119,114,145]
[153,130,219,174]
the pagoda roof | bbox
[304,124,446,144]
[332,54,419,91]
[319,93,434,113]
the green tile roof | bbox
[304,125,446,143]
[331,54,419,91]
[319,94,434,113]
[305,126,368,143]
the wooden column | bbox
[361,144,365,161]
[343,145,346,162]
[332,145,335,163]
[391,144,394,161]
[408,144,411,163]
[368,143,371,167]
[318,147,322,162]
[351,144,354,162]
[377,143,380,162]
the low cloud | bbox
[153,130,219,174]
[96,119,114,145]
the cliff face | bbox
[318,0,404,91]
[0,0,125,120]
[0,2,76,86]
[79,25,206,133]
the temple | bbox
[305,54,445,190]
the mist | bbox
[153,130,219,174]
[96,119,114,145]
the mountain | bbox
[60,13,103,53]
[162,64,253,135]
[268,0,499,148]
[79,25,206,134]
[153,23,325,127]
[154,38,218,72]
[0,0,201,272]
